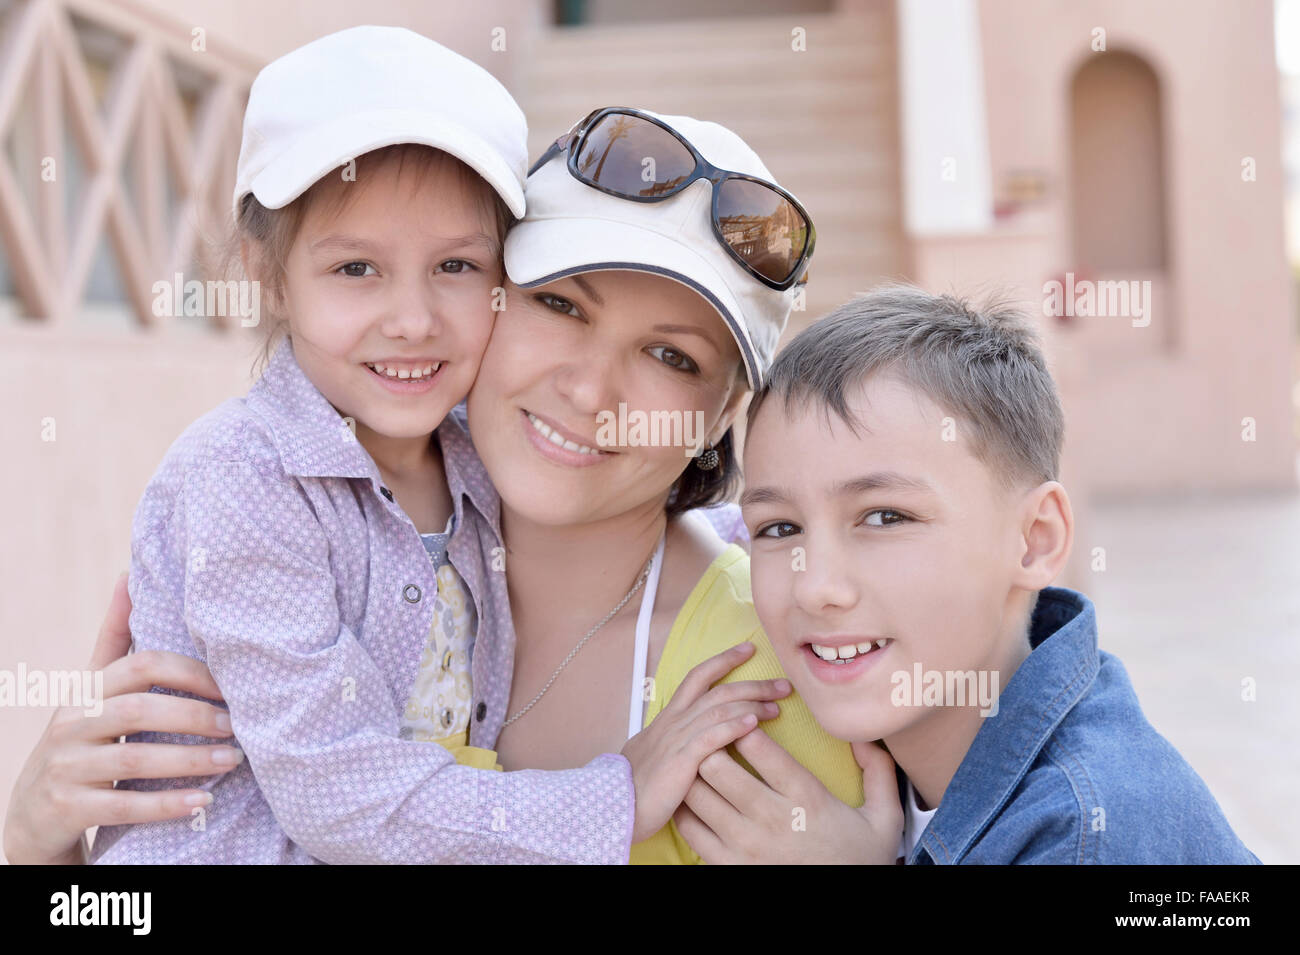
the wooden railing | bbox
[0,0,258,325]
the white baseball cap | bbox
[233,26,528,219]
[504,110,804,390]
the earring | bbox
[695,445,720,470]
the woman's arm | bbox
[2,575,239,865]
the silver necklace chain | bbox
[502,552,656,729]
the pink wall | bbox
[960,0,1296,494]
[129,0,545,86]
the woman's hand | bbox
[620,641,792,844]
[673,732,904,864]
[3,574,241,865]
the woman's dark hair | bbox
[665,427,740,517]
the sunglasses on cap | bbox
[528,107,815,291]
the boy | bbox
[673,285,1260,864]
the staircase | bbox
[514,3,907,338]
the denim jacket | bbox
[908,587,1260,865]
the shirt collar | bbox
[439,402,503,543]
[246,337,379,481]
[913,586,1099,864]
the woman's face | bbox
[466,270,746,526]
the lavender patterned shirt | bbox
[90,338,634,864]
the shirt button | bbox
[440,708,454,729]
[380,487,394,502]
[403,584,422,603]
[475,701,486,722]
[441,648,453,672]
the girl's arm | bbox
[93,458,637,865]
[701,501,750,549]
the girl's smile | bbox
[363,358,447,395]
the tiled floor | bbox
[1081,487,1300,863]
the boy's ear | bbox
[1013,481,1073,591]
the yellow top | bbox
[630,544,864,864]
[434,727,503,771]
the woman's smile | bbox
[520,408,614,468]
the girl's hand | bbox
[2,574,240,865]
[620,641,792,844]
[673,731,904,864]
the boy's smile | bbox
[801,635,895,684]
[742,372,1036,749]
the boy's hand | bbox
[673,731,903,864]
[621,642,792,844]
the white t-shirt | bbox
[898,779,938,863]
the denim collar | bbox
[912,586,1099,864]
[245,337,500,539]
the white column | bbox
[896,0,993,235]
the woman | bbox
[4,109,884,865]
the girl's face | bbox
[466,270,747,526]
[277,155,503,441]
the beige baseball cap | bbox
[233,26,528,219]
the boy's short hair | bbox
[747,284,1065,491]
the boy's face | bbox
[281,156,503,441]
[743,373,1033,743]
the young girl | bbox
[79,26,788,864]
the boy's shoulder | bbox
[919,588,1259,865]
[984,654,1256,863]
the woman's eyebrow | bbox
[571,273,604,305]
[651,323,724,353]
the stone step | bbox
[527,43,892,88]
[535,11,887,53]
[520,75,895,136]
[526,112,900,165]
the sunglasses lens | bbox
[574,113,696,197]
[716,178,811,285]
